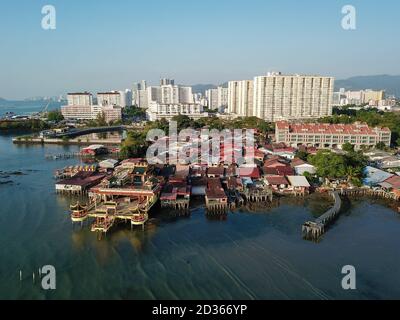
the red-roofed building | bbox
[381,175,400,190]
[205,178,228,210]
[261,165,294,177]
[238,167,260,179]
[207,166,225,178]
[276,121,391,149]
[264,176,289,191]
[264,157,288,168]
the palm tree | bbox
[346,166,361,184]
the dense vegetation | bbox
[308,149,368,186]
[0,119,50,131]
[46,110,64,122]
[86,113,108,127]
[123,105,147,120]
[320,107,400,146]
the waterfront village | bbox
[53,120,400,241]
[3,75,400,241]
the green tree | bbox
[124,105,147,119]
[47,110,64,122]
[342,142,355,153]
[96,112,108,127]
[171,115,194,131]
[308,150,347,179]
[376,142,387,150]
[296,150,309,161]
[120,131,147,159]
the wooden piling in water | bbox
[302,191,342,241]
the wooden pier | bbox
[242,187,273,203]
[302,191,342,241]
[206,201,229,214]
[339,188,400,201]
[160,199,190,211]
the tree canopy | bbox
[47,110,64,122]
[308,150,367,186]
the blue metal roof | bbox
[363,166,393,186]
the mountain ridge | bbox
[191,75,400,97]
[335,74,400,97]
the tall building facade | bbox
[228,73,334,121]
[217,87,229,110]
[160,78,175,86]
[67,92,93,106]
[228,80,254,116]
[206,87,228,110]
[333,89,386,106]
[138,89,149,109]
[97,91,122,107]
[363,89,385,103]
[206,88,219,110]
[147,102,207,121]
[253,73,334,121]
[179,86,194,104]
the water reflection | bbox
[3,132,400,299]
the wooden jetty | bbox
[242,186,273,203]
[302,191,342,241]
[160,198,190,210]
[339,187,400,201]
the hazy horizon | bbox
[1,0,400,99]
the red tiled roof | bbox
[206,177,227,199]
[273,147,296,153]
[238,167,260,179]
[276,121,390,134]
[207,167,225,176]
[276,166,295,176]
[58,172,106,187]
[262,166,294,176]
[264,157,288,167]
[264,157,280,165]
[262,167,279,176]
[291,158,307,167]
[265,176,289,186]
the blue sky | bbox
[0,0,399,99]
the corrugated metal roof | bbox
[363,166,393,186]
[287,176,311,187]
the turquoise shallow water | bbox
[0,133,400,300]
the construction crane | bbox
[32,101,51,118]
[41,101,51,114]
